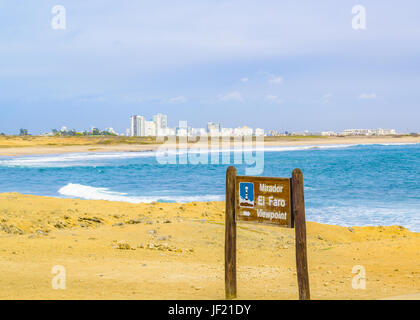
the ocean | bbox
[0,143,419,231]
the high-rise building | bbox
[130,115,145,136]
[131,114,167,137]
[207,121,221,136]
[221,128,234,136]
[176,120,190,137]
[234,126,253,136]
[153,113,167,136]
[145,120,156,136]
[207,122,221,132]
[254,128,265,136]
[130,116,136,136]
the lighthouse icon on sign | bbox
[239,182,254,208]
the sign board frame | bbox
[235,175,293,228]
[225,166,310,300]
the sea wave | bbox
[0,143,417,168]
[373,143,419,146]
[0,145,354,167]
[0,152,155,167]
[58,183,224,203]
[307,205,420,232]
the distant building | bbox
[166,128,176,136]
[131,114,168,137]
[341,128,396,136]
[321,131,338,136]
[377,128,396,135]
[153,113,167,137]
[176,120,189,137]
[234,126,253,136]
[254,128,265,137]
[221,128,234,137]
[130,115,145,136]
[290,130,314,136]
[145,120,156,136]
[207,122,221,135]
[267,130,285,136]
[191,128,207,136]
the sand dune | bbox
[0,193,418,300]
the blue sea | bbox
[0,143,419,232]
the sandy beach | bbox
[0,193,418,300]
[0,135,419,156]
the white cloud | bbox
[218,91,243,102]
[265,94,283,104]
[359,93,377,99]
[322,93,333,103]
[169,96,188,104]
[268,75,284,85]
[240,77,249,82]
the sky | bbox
[0,0,419,134]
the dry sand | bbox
[0,193,418,300]
[0,135,419,156]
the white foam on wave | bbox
[0,152,155,167]
[57,184,419,231]
[58,183,223,203]
[308,205,420,232]
[1,142,417,168]
[374,143,419,146]
[0,145,354,167]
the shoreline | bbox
[0,136,419,156]
[0,192,418,300]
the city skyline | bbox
[9,110,400,137]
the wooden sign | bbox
[235,175,292,228]
[225,166,310,300]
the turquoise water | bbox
[0,143,419,231]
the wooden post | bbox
[225,166,237,299]
[291,168,310,300]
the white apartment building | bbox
[153,113,167,137]
[267,130,285,136]
[234,126,253,136]
[341,128,396,136]
[377,128,396,135]
[176,120,189,137]
[221,128,234,137]
[145,120,156,136]
[254,128,265,137]
[341,129,371,136]
[166,128,176,136]
[207,122,221,134]
[131,113,168,137]
[321,131,338,136]
[130,115,145,136]
[191,128,207,136]
[207,128,220,136]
